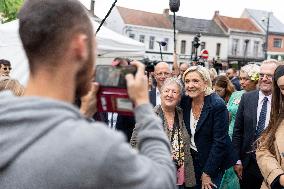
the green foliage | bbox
[0,0,24,23]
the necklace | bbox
[192,102,204,120]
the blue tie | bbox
[256,97,268,138]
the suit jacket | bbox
[231,77,241,91]
[116,89,157,141]
[149,87,157,106]
[180,93,235,178]
[232,90,259,168]
[256,119,284,189]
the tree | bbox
[0,0,24,23]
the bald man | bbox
[149,62,171,106]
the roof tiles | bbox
[117,6,172,29]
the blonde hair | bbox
[182,66,214,96]
[0,77,25,96]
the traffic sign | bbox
[200,49,209,59]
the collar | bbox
[156,88,160,96]
[259,90,272,103]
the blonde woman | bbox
[180,66,235,189]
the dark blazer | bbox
[149,87,157,106]
[232,90,259,168]
[231,77,241,91]
[116,89,157,141]
[180,93,235,178]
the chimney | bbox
[163,9,169,17]
[89,0,95,17]
[214,11,219,17]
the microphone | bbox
[156,41,167,46]
[169,0,180,12]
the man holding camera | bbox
[0,0,175,188]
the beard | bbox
[75,39,95,99]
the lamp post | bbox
[243,39,250,66]
[193,33,201,62]
[156,41,167,61]
[262,12,271,60]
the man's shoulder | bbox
[241,90,258,99]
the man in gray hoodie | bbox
[0,0,176,188]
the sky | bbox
[79,0,284,24]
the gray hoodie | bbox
[0,92,176,189]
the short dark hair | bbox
[18,0,93,70]
[0,59,11,66]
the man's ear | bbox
[71,34,88,62]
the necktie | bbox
[256,97,268,138]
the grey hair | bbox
[161,77,183,94]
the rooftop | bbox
[170,15,227,36]
[117,6,172,29]
[243,8,284,34]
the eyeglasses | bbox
[259,73,273,80]
[155,72,171,77]
[2,67,12,71]
[162,89,180,96]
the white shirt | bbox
[257,91,272,130]
[190,109,198,152]
[156,88,161,106]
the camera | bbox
[140,58,158,73]
[95,65,137,115]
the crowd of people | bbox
[1,0,284,189]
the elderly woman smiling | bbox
[180,66,235,189]
[131,77,196,189]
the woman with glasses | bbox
[180,66,234,189]
[256,65,284,189]
[213,75,235,104]
[220,64,260,189]
[131,77,196,189]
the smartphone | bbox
[95,65,137,115]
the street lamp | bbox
[156,41,167,61]
[243,39,250,66]
[262,12,271,60]
[193,33,201,62]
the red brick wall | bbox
[268,34,284,52]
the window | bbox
[273,38,282,48]
[129,33,135,39]
[139,35,145,43]
[253,41,259,57]
[163,38,169,51]
[216,43,221,56]
[180,40,186,54]
[271,55,279,60]
[232,39,239,56]
[200,42,206,50]
[149,36,155,50]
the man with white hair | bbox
[232,60,278,189]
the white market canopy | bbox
[0,19,145,84]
